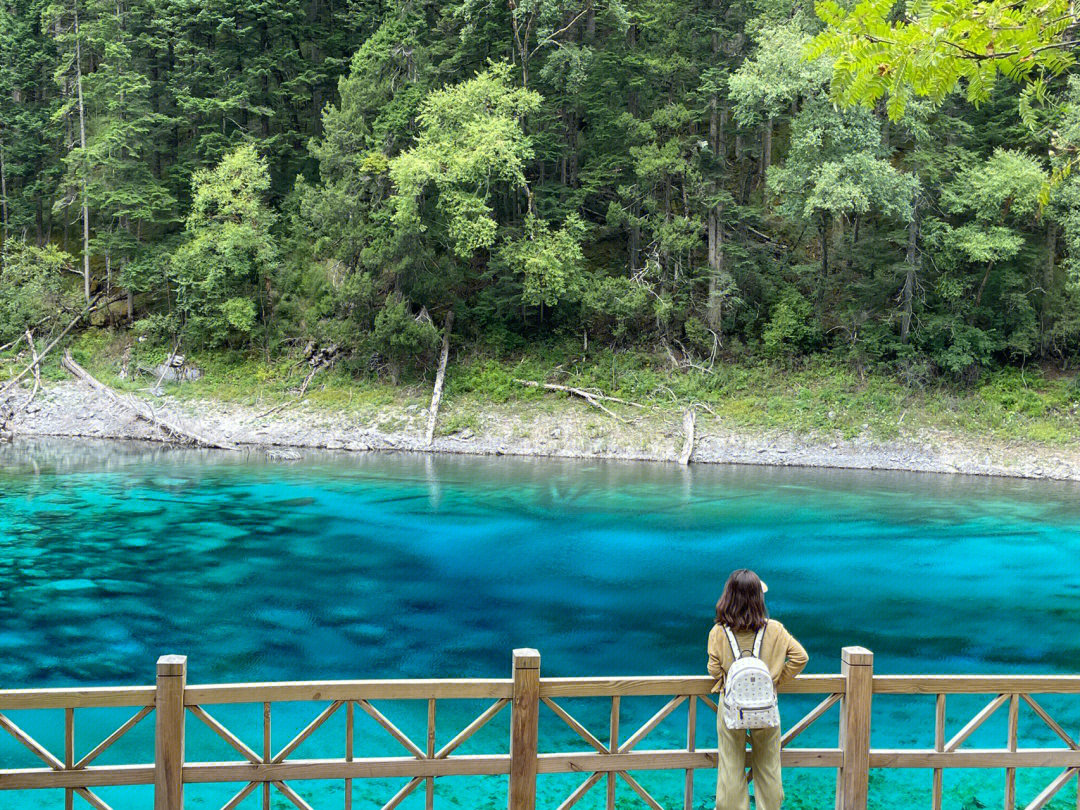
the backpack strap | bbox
[752,624,767,658]
[722,626,742,660]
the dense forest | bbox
[2,0,1080,386]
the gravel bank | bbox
[6,381,1080,480]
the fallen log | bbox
[255,342,338,419]
[0,333,26,354]
[515,379,644,421]
[61,350,236,450]
[425,311,454,445]
[678,408,696,466]
[0,293,116,402]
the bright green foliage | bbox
[169,144,279,347]
[808,0,1079,121]
[0,242,80,342]
[729,20,831,126]
[768,100,917,279]
[943,148,1046,222]
[762,289,822,356]
[388,65,541,257]
[496,214,587,307]
[1049,79,1080,278]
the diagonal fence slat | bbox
[381,776,424,810]
[272,701,344,764]
[74,786,113,810]
[618,770,666,810]
[542,697,608,754]
[0,711,64,770]
[945,694,1009,753]
[1020,694,1080,750]
[435,698,509,759]
[188,705,262,765]
[781,694,841,748]
[618,696,686,754]
[75,706,154,770]
[274,780,315,810]
[220,780,259,810]
[556,771,604,810]
[357,700,427,760]
[1023,767,1078,810]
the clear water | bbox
[2,438,1080,809]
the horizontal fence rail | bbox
[0,647,1078,810]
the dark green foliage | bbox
[168,144,279,347]
[371,296,440,382]
[0,241,80,342]
[1,0,1080,385]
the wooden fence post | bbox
[154,655,187,810]
[509,648,540,810]
[836,647,873,810]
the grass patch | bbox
[7,330,1080,448]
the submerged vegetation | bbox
[3,0,1080,428]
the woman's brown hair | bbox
[714,569,769,632]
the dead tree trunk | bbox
[900,209,919,344]
[0,293,110,402]
[0,134,8,247]
[425,311,454,445]
[678,408,696,465]
[62,350,236,450]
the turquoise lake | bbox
[2,438,1080,809]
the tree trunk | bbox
[975,261,993,308]
[678,409,695,465]
[705,0,725,331]
[0,135,8,247]
[817,214,829,311]
[74,0,91,303]
[1041,221,1058,355]
[425,311,454,445]
[761,117,773,184]
[627,21,639,271]
[900,211,918,344]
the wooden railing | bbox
[1,647,1078,810]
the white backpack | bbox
[721,625,780,730]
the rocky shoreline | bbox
[5,380,1080,480]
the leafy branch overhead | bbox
[808,0,1079,120]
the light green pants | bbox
[715,714,784,810]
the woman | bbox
[708,569,808,810]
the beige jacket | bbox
[707,619,808,693]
